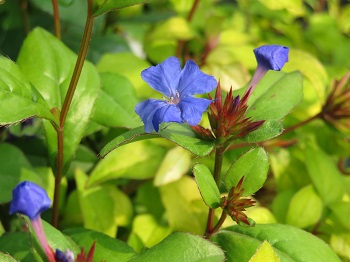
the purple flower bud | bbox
[253,45,289,71]
[9,181,51,219]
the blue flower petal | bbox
[141,57,181,97]
[177,97,213,126]
[177,60,217,97]
[135,99,168,133]
[254,45,289,71]
[9,181,51,219]
[152,104,183,131]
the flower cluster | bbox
[321,71,350,131]
[220,177,256,225]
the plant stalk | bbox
[51,0,95,227]
[52,0,61,39]
[205,145,225,237]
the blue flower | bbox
[249,45,289,92]
[135,57,217,132]
[254,45,289,71]
[9,181,51,219]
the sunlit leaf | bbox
[249,241,280,262]
[93,0,147,17]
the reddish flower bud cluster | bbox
[220,177,255,225]
[192,82,265,142]
[322,71,350,131]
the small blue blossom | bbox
[56,249,75,262]
[9,181,51,219]
[135,57,217,132]
[249,45,289,92]
[254,45,289,71]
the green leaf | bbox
[242,120,283,143]
[17,27,100,173]
[212,224,341,262]
[154,147,191,186]
[159,176,207,234]
[63,227,137,262]
[93,0,147,17]
[0,143,43,204]
[305,142,345,205]
[193,164,221,209]
[246,71,303,121]
[249,241,280,262]
[225,147,269,196]
[97,52,152,97]
[330,234,350,261]
[0,232,42,262]
[99,124,215,158]
[129,232,225,262]
[91,73,139,128]
[0,253,18,262]
[0,56,57,125]
[90,140,166,186]
[285,185,323,229]
[75,170,133,237]
[128,214,172,253]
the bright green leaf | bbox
[159,176,207,234]
[99,124,214,158]
[0,56,57,125]
[0,253,18,262]
[128,214,172,253]
[17,27,100,173]
[154,147,191,186]
[91,73,139,128]
[330,233,350,261]
[91,140,166,186]
[0,143,44,204]
[193,164,221,209]
[305,142,345,205]
[93,0,146,17]
[246,71,303,121]
[129,232,225,262]
[75,170,133,237]
[249,241,280,262]
[63,227,137,262]
[286,185,323,229]
[225,147,269,196]
[212,224,340,262]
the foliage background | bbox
[0,0,350,261]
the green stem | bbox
[51,0,95,228]
[211,211,227,234]
[205,145,225,237]
[51,0,61,39]
[282,112,321,134]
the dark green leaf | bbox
[91,73,139,128]
[63,227,137,262]
[0,56,57,125]
[225,147,269,196]
[99,124,215,158]
[193,164,221,209]
[93,0,147,16]
[17,27,100,173]
[129,232,225,262]
[212,224,340,262]
[241,120,283,143]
